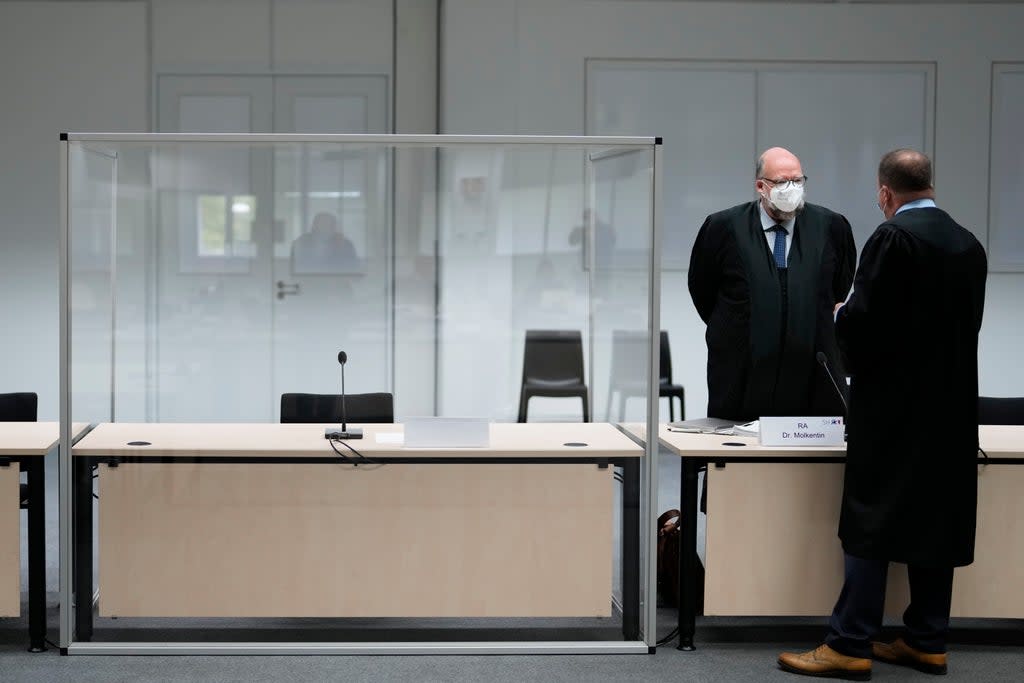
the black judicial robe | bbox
[688,201,856,422]
[835,208,987,567]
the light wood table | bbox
[650,423,1024,650]
[72,422,644,641]
[1,422,87,651]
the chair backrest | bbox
[280,392,394,424]
[659,330,673,384]
[608,330,648,388]
[978,396,1024,425]
[607,330,673,386]
[0,392,38,421]
[522,330,585,384]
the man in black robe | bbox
[779,150,987,679]
[689,147,856,422]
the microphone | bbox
[816,351,849,417]
[325,350,363,440]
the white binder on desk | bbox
[402,417,490,448]
[667,417,736,434]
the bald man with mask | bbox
[689,147,857,422]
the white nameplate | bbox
[758,416,844,447]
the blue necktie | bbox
[770,225,787,270]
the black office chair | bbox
[606,331,686,421]
[280,392,394,424]
[659,331,686,422]
[517,330,590,422]
[978,396,1024,425]
[0,392,38,509]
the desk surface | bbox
[0,422,88,456]
[73,422,644,458]
[657,425,842,459]
[976,424,1024,457]
[622,423,1023,461]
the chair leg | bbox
[582,392,591,423]
[517,392,529,423]
[668,396,675,423]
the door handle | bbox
[276,281,301,300]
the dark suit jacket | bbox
[689,201,856,422]
[836,206,987,567]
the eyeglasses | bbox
[759,175,808,190]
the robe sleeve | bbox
[688,215,720,324]
[971,244,988,334]
[831,213,857,302]
[835,224,911,374]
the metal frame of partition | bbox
[58,133,662,655]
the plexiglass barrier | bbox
[59,134,660,653]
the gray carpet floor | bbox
[1,626,1022,682]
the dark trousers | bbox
[825,553,954,659]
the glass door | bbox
[155,75,390,420]
[270,77,391,407]
[155,75,275,421]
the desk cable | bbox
[327,437,384,469]
[655,627,679,648]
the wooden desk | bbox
[652,424,1024,650]
[72,422,644,641]
[1,422,87,651]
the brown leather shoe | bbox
[778,644,872,680]
[871,637,948,675]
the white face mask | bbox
[767,183,805,213]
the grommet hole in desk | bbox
[721,442,747,447]
[564,442,588,447]
[126,441,151,446]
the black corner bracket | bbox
[59,133,68,141]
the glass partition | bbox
[60,134,660,654]
[587,146,658,628]
[68,144,116,425]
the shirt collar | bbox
[895,198,937,215]
[758,201,796,234]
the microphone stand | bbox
[816,351,849,441]
[325,352,363,440]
